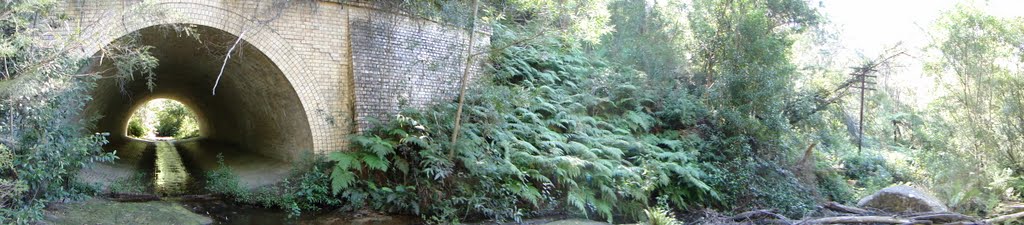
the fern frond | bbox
[329,151,356,170]
[362,154,389,171]
[331,167,355,195]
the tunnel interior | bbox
[83,24,314,165]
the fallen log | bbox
[730,209,791,223]
[797,216,912,224]
[908,212,977,223]
[717,200,1024,225]
[824,202,872,215]
[757,219,797,225]
[984,210,1024,224]
[998,204,1024,214]
[938,222,986,225]
[107,192,161,202]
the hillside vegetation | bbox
[3,0,1024,224]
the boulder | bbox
[857,185,949,213]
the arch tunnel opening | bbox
[80,24,314,190]
[126,98,202,141]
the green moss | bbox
[46,198,211,225]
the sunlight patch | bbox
[126,98,200,140]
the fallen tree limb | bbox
[824,201,872,215]
[756,219,798,225]
[937,222,985,225]
[730,209,791,223]
[797,216,912,224]
[999,204,1024,214]
[908,212,977,223]
[719,201,1019,224]
[984,211,1024,224]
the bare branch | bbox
[211,30,245,96]
[797,216,912,224]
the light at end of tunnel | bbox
[126,98,201,141]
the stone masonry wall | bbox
[348,6,490,130]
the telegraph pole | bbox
[850,66,876,154]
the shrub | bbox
[155,101,190,138]
[127,117,147,138]
[702,159,816,218]
[816,168,855,204]
[206,153,341,218]
[205,154,245,196]
[843,153,891,181]
[0,60,118,223]
[643,207,681,225]
[173,114,199,139]
[0,145,28,211]
[841,152,909,196]
[0,0,158,219]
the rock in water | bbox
[857,185,949,213]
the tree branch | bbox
[211,30,245,96]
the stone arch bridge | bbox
[68,0,488,164]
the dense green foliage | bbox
[126,99,199,139]
[0,1,159,223]
[912,4,1024,215]
[154,101,199,139]
[0,2,112,223]
[644,206,682,225]
[312,0,827,222]
[329,35,719,222]
[127,117,148,137]
[8,0,1024,224]
[322,0,834,221]
[206,153,341,218]
[324,0,1024,222]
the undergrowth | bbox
[326,27,726,223]
[205,153,340,218]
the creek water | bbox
[154,141,191,195]
[104,139,419,225]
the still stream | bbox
[111,140,416,225]
[154,141,190,195]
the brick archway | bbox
[66,0,491,157]
[70,1,334,155]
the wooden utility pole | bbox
[850,66,876,154]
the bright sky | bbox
[819,0,1024,105]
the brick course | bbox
[65,0,490,158]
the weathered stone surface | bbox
[856,185,949,213]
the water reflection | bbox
[154,141,190,195]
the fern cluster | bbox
[328,25,722,223]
